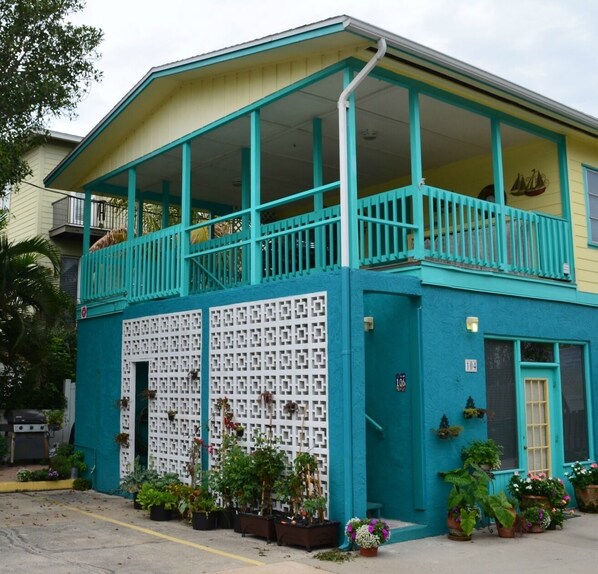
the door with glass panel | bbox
[522,371,553,474]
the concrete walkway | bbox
[0,489,596,573]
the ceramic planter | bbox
[575,485,598,513]
[447,516,471,541]
[274,520,339,552]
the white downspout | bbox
[338,37,387,267]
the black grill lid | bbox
[5,409,46,424]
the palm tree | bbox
[0,234,63,364]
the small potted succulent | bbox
[114,432,130,448]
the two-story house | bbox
[45,16,597,540]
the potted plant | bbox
[189,486,219,530]
[238,431,286,542]
[441,463,490,540]
[462,396,486,419]
[274,452,339,551]
[167,409,177,422]
[461,439,503,471]
[522,505,551,533]
[485,491,517,538]
[119,457,160,508]
[434,414,463,439]
[136,482,179,521]
[116,397,129,408]
[508,472,570,512]
[45,409,65,431]
[566,461,598,512]
[344,517,391,557]
[114,432,130,447]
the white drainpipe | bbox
[338,37,387,267]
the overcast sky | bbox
[49,0,598,137]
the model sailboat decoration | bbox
[510,169,548,197]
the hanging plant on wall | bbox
[463,396,486,419]
[434,415,463,439]
[115,432,130,447]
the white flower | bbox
[355,525,379,549]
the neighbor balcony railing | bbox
[51,196,128,231]
[79,183,573,304]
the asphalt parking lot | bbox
[1,489,597,574]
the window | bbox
[585,166,598,245]
[520,341,554,363]
[60,256,79,300]
[484,340,518,469]
[559,344,589,462]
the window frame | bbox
[583,164,598,248]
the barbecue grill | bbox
[2,409,49,463]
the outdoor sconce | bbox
[466,316,479,333]
[364,316,375,332]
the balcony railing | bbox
[79,184,573,304]
[51,196,127,231]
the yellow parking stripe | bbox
[42,496,265,567]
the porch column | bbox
[491,119,508,271]
[241,147,250,283]
[249,110,261,285]
[409,88,425,260]
[82,187,92,253]
[180,142,191,296]
[126,167,136,298]
[345,71,359,268]
[161,180,170,229]
[313,117,324,268]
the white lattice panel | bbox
[209,293,329,502]
[120,311,202,478]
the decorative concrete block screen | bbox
[121,311,202,477]
[209,292,330,499]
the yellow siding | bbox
[6,141,75,242]
[567,136,598,294]
[81,46,363,186]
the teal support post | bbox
[126,168,136,298]
[180,142,191,296]
[82,188,92,253]
[250,111,261,285]
[313,117,324,268]
[81,188,92,300]
[557,136,574,280]
[241,147,250,282]
[137,194,144,238]
[161,180,170,229]
[409,88,424,259]
[491,119,508,271]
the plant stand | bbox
[274,520,339,552]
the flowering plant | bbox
[508,472,569,508]
[522,505,551,530]
[345,517,391,548]
[565,461,598,489]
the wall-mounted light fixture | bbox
[466,316,479,333]
[364,316,375,332]
[361,129,378,141]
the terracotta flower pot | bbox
[575,485,598,513]
[359,546,378,557]
[447,515,471,541]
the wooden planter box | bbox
[238,513,277,542]
[275,520,339,551]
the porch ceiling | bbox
[103,72,534,209]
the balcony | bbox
[50,196,127,240]
[79,184,572,306]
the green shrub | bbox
[73,478,92,491]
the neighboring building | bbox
[46,16,597,541]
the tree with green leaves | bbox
[0,0,103,192]
[0,234,75,408]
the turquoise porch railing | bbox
[81,242,128,301]
[80,184,572,305]
[421,186,572,280]
[129,225,182,302]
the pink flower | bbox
[591,463,598,469]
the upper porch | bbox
[73,60,574,313]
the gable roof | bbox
[46,14,598,190]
